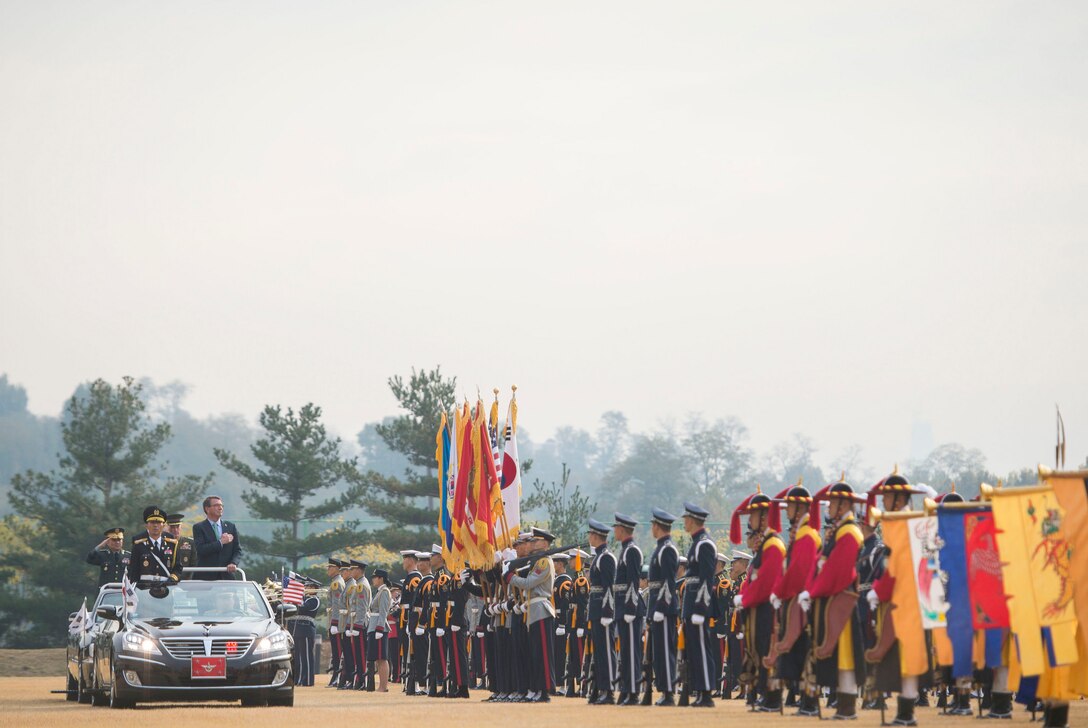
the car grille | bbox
[160,637,255,659]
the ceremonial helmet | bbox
[730,485,778,545]
[772,478,812,525]
[808,477,858,525]
[866,465,926,515]
[934,483,965,504]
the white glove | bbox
[436,628,446,637]
[798,590,812,613]
[691,614,705,626]
[414,626,425,636]
[502,547,517,560]
[867,590,880,610]
[330,625,339,635]
[345,629,355,637]
[460,569,471,582]
[576,628,585,637]
[501,562,511,578]
[517,603,527,614]
[493,551,503,564]
[733,594,743,609]
[600,617,613,626]
[623,614,636,624]
[736,631,744,640]
[451,625,460,632]
[770,594,782,610]
[653,611,665,623]
[555,626,566,636]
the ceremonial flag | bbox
[882,518,929,676]
[69,598,88,636]
[907,515,948,629]
[938,506,984,678]
[452,404,478,566]
[443,410,459,554]
[436,413,452,554]
[990,485,1078,679]
[963,509,1010,629]
[281,574,305,606]
[1043,470,1088,695]
[473,406,498,563]
[500,392,521,545]
[121,573,139,619]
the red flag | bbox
[964,510,1010,629]
[452,411,476,557]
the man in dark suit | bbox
[192,494,242,579]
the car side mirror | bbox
[277,603,298,617]
[96,605,122,621]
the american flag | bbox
[281,574,305,606]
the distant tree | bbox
[594,411,630,473]
[682,414,753,501]
[356,418,413,477]
[1,377,209,646]
[522,463,598,547]
[753,434,827,492]
[360,368,457,551]
[908,442,994,494]
[214,403,370,571]
[601,432,695,517]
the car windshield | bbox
[131,582,271,621]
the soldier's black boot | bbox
[655,692,675,706]
[427,675,438,697]
[757,688,782,713]
[693,690,716,708]
[365,662,375,691]
[640,687,653,706]
[796,693,820,717]
[1043,702,1068,728]
[786,686,799,707]
[937,688,948,710]
[950,689,974,716]
[565,677,578,698]
[593,690,615,705]
[891,696,918,726]
[986,691,1013,720]
[831,691,857,720]
[915,689,930,707]
[678,686,690,707]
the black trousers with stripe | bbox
[650,616,677,692]
[528,616,557,694]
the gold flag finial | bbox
[840,470,846,482]
[511,384,518,396]
[893,463,899,475]
[950,481,956,493]
[756,483,762,494]
[796,475,803,486]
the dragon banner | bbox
[1042,472,1088,696]
[990,485,1078,679]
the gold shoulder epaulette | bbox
[134,538,148,545]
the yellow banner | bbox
[883,519,928,676]
[1043,472,1088,696]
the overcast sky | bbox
[2,1,1085,478]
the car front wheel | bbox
[65,673,77,702]
[268,688,294,707]
[108,662,134,709]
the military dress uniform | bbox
[612,513,645,703]
[552,555,573,692]
[428,556,451,695]
[325,559,347,686]
[351,561,372,690]
[86,527,131,587]
[569,560,590,697]
[411,554,434,694]
[506,527,558,701]
[288,581,321,686]
[165,513,198,579]
[647,509,681,703]
[681,501,718,707]
[586,519,618,703]
[339,567,358,689]
[444,566,471,696]
[127,507,181,584]
[367,573,393,666]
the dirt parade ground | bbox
[0,674,1084,728]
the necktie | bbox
[214,521,221,539]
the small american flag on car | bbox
[281,574,305,605]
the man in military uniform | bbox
[798,481,865,720]
[569,550,591,698]
[505,527,558,703]
[325,558,346,687]
[552,552,573,694]
[444,561,472,698]
[612,512,644,705]
[732,489,786,712]
[722,551,749,700]
[712,552,731,698]
[339,560,358,690]
[646,508,680,705]
[427,546,450,697]
[412,550,435,695]
[586,518,617,704]
[165,513,198,579]
[86,527,130,586]
[350,559,372,690]
[400,549,421,691]
[368,568,394,692]
[768,484,819,716]
[287,577,321,686]
[127,506,181,584]
[681,501,718,708]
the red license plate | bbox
[191,656,226,679]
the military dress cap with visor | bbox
[373,568,389,581]
[730,549,753,562]
[729,487,781,544]
[142,505,167,523]
[349,559,368,569]
[431,543,443,555]
[414,551,431,560]
[552,552,571,562]
[166,513,185,525]
[328,557,343,567]
[651,507,677,527]
[104,527,125,539]
[586,518,610,536]
[682,501,710,521]
[715,552,730,565]
[530,526,555,543]
[612,512,638,529]
[398,549,416,558]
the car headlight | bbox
[253,630,289,655]
[122,632,161,655]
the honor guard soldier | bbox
[428,545,450,697]
[681,501,718,708]
[867,469,929,726]
[325,558,347,687]
[400,549,421,691]
[339,560,359,689]
[570,550,591,698]
[799,480,865,720]
[413,550,435,695]
[504,527,558,702]
[445,561,472,698]
[856,486,886,712]
[646,507,680,705]
[368,568,393,692]
[768,483,820,716]
[87,527,130,586]
[288,577,321,686]
[731,488,786,711]
[586,518,618,704]
[165,513,198,578]
[612,512,644,705]
[128,506,181,584]
[350,559,372,690]
[723,550,750,699]
[552,552,573,694]
[712,552,731,697]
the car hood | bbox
[133,617,278,638]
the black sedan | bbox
[93,578,295,708]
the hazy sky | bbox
[2,2,1086,478]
